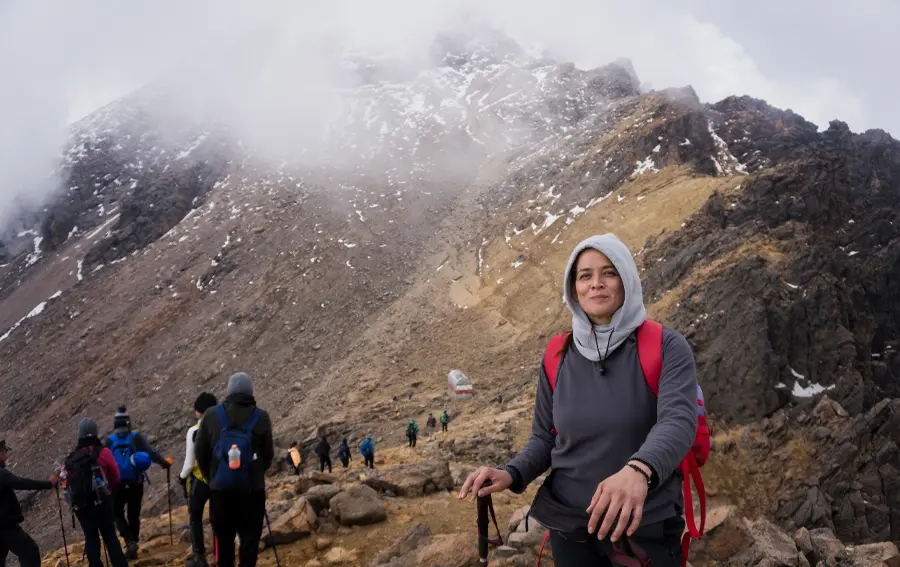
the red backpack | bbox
[540,319,710,567]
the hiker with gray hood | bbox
[460,234,700,566]
[195,372,274,567]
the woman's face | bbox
[573,249,625,325]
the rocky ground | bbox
[37,417,900,567]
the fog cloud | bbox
[0,0,894,227]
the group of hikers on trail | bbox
[2,232,710,567]
[300,434,375,474]
[0,412,173,567]
[406,408,450,448]
[0,371,273,567]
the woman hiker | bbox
[459,234,699,566]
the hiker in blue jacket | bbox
[460,234,699,567]
[359,435,375,469]
[105,406,172,560]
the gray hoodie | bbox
[505,234,698,528]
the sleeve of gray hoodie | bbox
[630,328,699,485]
[503,364,555,493]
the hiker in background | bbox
[286,442,302,475]
[336,438,351,469]
[426,413,437,431]
[405,418,419,448]
[315,437,332,473]
[496,394,503,405]
[0,439,60,567]
[66,419,128,567]
[359,435,375,469]
[459,234,700,567]
[407,392,413,401]
[179,392,217,567]
[106,406,172,560]
[195,372,274,567]
[440,409,450,433]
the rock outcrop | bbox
[643,116,900,423]
[329,484,387,526]
[363,460,453,497]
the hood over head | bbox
[227,372,254,396]
[77,418,99,441]
[562,234,646,362]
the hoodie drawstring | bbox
[591,325,615,375]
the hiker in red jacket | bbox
[460,234,702,567]
[66,418,128,567]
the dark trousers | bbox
[113,480,144,543]
[363,455,374,469]
[210,489,265,567]
[0,524,41,567]
[441,422,448,432]
[408,434,417,447]
[548,516,684,567]
[319,456,332,473]
[340,457,350,469]
[189,478,212,555]
[76,498,128,567]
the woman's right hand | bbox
[458,466,513,501]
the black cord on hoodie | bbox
[592,325,615,375]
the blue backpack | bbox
[213,405,261,489]
[360,439,374,458]
[110,433,138,482]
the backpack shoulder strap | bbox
[636,320,663,396]
[243,408,262,431]
[215,405,231,429]
[542,332,572,391]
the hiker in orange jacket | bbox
[460,234,700,567]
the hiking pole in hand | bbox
[476,480,503,566]
[54,486,71,567]
[166,466,174,546]
[264,509,282,567]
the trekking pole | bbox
[476,480,503,566]
[54,486,71,567]
[263,509,282,567]
[166,467,174,546]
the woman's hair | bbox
[568,248,589,299]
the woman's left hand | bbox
[586,461,650,542]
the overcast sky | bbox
[0,0,895,226]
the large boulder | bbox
[834,542,900,566]
[412,533,481,567]
[329,484,387,526]
[370,531,481,567]
[363,460,453,497]
[699,516,800,566]
[367,522,432,567]
[434,433,515,464]
[264,497,317,545]
[305,484,343,514]
[295,472,339,495]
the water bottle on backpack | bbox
[228,445,241,470]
